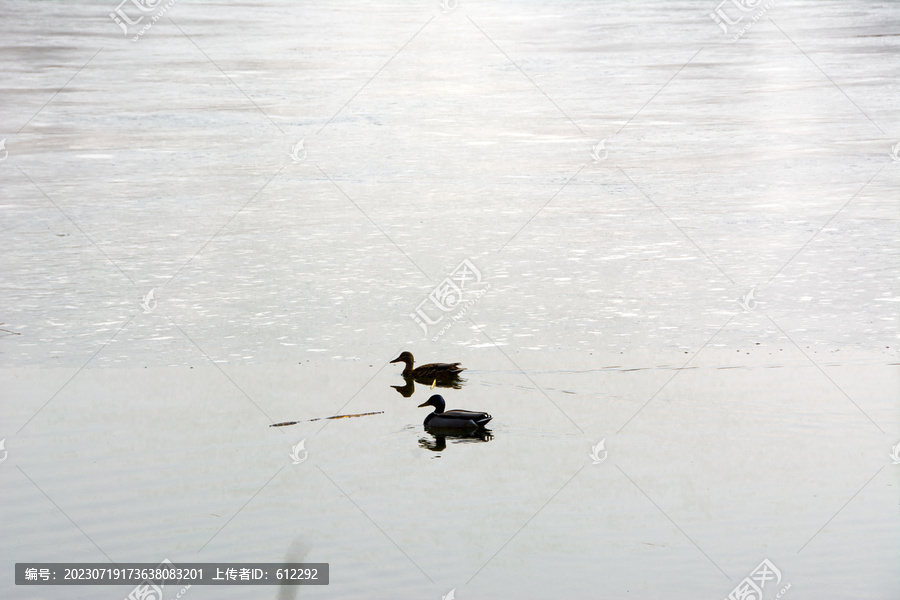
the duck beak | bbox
[389,356,402,363]
[417,400,430,408]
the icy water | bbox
[1,0,899,598]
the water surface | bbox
[1,1,898,599]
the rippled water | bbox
[2,1,898,599]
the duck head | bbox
[390,351,414,367]
[417,394,446,413]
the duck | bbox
[390,351,465,381]
[417,394,491,430]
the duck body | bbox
[418,394,491,431]
[391,351,465,381]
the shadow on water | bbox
[418,428,493,453]
[391,374,466,397]
[277,536,310,600]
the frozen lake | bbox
[1,0,898,598]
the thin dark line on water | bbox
[318,466,434,583]
[499,165,584,252]
[317,17,434,135]
[618,166,734,284]
[618,314,735,433]
[769,19,885,134]
[766,165,885,285]
[317,165,431,281]
[797,465,884,553]
[17,466,116,564]
[467,15,585,135]
[0,223,25,235]
[617,47,703,135]
[618,465,729,578]
[17,315,136,434]
[198,465,285,552]
[468,466,584,583]
[169,19,285,134]
[166,166,284,287]
[18,166,135,284]
[467,319,584,433]
[766,315,884,434]
[168,317,278,425]
[17,48,103,134]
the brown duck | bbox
[390,351,465,380]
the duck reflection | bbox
[391,374,465,397]
[418,428,493,452]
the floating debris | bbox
[0,323,20,336]
[270,411,384,427]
